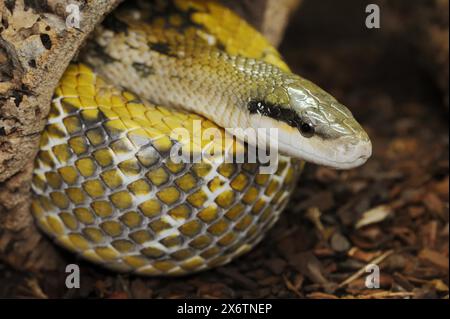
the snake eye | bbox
[299,122,315,138]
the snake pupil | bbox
[300,122,315,138]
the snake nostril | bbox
[358,141,372,160]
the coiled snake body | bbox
[31,0,371,275]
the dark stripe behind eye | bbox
[248,100,302,128]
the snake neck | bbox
[85,39,286,130]
[80,3,292,137]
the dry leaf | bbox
[355,205,392,229]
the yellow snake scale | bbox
[31,0,302,275]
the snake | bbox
[31,0,371,276]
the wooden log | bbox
[222,0,302,46]
[0,0,122,272]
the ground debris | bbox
[355,205,393,229]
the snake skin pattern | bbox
[30,0,308,276]
[30,0,314,275]
[31,61,301,275]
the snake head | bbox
[248,74,372,169]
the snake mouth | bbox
[276,133,372,169]
[301,138,372,169]
[250,115,372,169]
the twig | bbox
[338,250,394,289]
[25,278,48,299]
[283,275,302,298]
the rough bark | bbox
[0,0,123,272]
[0,0,300,273]
[222,0,302,46]
[261,0,302,47]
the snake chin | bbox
[250,114,372,169]
[305,136,372,170]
